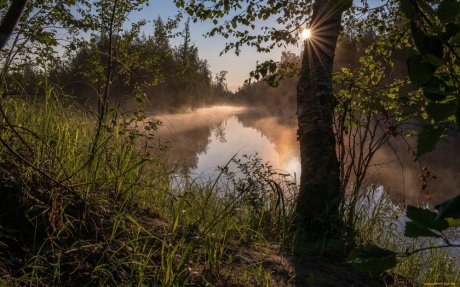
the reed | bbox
[0,85,457,286]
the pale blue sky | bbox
[129,0,382,90]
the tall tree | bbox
[174,0,352,246]
[0,0,28,50]
[153,16,170,50]
[181,18,191,65]
[294,1,346,244]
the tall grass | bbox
[348,186,460,286]
[0,86,297,286]
[1,85,458,286]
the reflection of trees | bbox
[237,109,460,205]
[153,106,243,171]
[212,122,227,143]
[365,136,460,206]
[152,106,460,205]
[236,111,299,171]
[161,125,212,171]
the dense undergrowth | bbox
[0,88,458,286]
[0,88,298,286]
[346,187,460,286]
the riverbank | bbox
[0,95,458,286]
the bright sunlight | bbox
[302,28,312,40]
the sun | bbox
[302,28,312,40]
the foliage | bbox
[0,0,229,112]
[0,0,459,284]
[0,0,86,77]
[399,0,460,155]
[348,0,460,273]
[0,87,299,286]
[334,23,417,233]
[0,2,295,285]
[347,245,397,272]
[15,17,227,112]
[349,195,460,272]
[174,0,354,85]
[218,153,298,241]
[345,186,459,284]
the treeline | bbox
[3,15,415,116]
[5,17,232,112]
[234,51,299,116]
[140,18,233,111]
[233,31,414,116]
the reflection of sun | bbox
[285,158,301,181]
[302,28,312,40]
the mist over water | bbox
[153,105,460,206]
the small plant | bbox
[347,185,460,285]
[218,153,298,243]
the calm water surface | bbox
[153,105,460,206]
[151,105,460,264]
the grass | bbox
[0,85,458,286]
[0,86,297,286]
[347,186,460,286]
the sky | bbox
[129,0,382,91]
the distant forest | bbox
[235,32,413,116]
[4,17,232,112]
[4,15,413,116]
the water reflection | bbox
[154,105,460,206]
[193,116,301,179]
[155,106,247,171]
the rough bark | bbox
[294,0,343,243]
[0,0,28,50]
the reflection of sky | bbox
[191,116,301,178]
[157,105,460,205]
[129,0,384,91]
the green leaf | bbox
[407,54,435,86]
[427,38,443,59]
[423,86,447,101]
[347,245,397,272]
[417,125,444,156]
[425,54,444,66]
[423,77,448,101]
[406,206,449,231]
[404,206,449,238]
[447,218,460,227]
[411,23,443,59]
[405,222,441,237]
[435,194,460,220]
[426,100,458,122]
[454,31,460,45]
[445,23,460,42]
[437,0,460,23]
[400,0,417,19]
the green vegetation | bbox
[347,187,460,285]
[0,88,297,286]
[1,92,457,285]
[346,0,460,275]
[1,0,460,286]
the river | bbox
[152,105,460,206]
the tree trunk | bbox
[0,0,28,50]
[294,0,343,244]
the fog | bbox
[151,105,460,206]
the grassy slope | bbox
[0,91,457,286]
